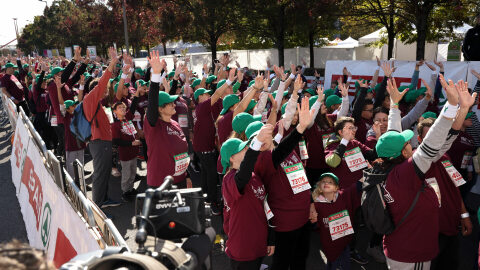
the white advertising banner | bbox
[13,116,101,267]
[11,117,31,194]
[324,60,469,94]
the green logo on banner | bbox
[41,203,52,247]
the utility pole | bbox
[13,18,19,39]
[122,0,130,55]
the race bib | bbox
[328,210,354,241]
[178,114,188,128]
[426,177,441,206]
[299,140,309,160]
[344,147,368,172]
[133,111,142,122]
[282,162,311,194]
[121,120,137,136]
[173,152,190,176]
[441,160,466,187]
[322,133,335,149]
[264,199,274,220]
[50,115,57,126]
[461,152,473,169]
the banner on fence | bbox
[65,47,73,59]
[13,115,101,267]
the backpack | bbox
[361,164,425,235]
[69,102,101,142]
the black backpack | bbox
[361,164,425,235]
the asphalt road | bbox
[0,102,28,244]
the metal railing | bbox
[0,92,128,250]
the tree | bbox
[395,0,477,60]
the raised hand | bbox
[434,59,444,69]
[293,75,305,92]
[357,79,369,88]
[376,56,381,66]
[108,47,118,64]
[290,63,297,75]
[381,62,393,77]
[79,74,85,85]
[148,50,165,74]
[74,46,82,62]
[387,77,408,105]
[122,64,131,75]
[439,74,459,106]
[456,80,476,109]
[421,79,433,101]
[268,93,278,111]
[237,69,244,82]
[416,59,424,68]
[317,84,325,102]
[54,76,63,89]
[256,124,274,146]
[338,83,348,98]
[254,73,264,89]
[297,96,315,133]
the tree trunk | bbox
[276,5,286,67]
[162,40,167,56]
[210,37,217,70]
[309,29,314,68]
[387,27,395,60]
[415,9,428,60]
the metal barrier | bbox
[73,159,87,195]
[0,91,128,250]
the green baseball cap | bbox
[22,64,29,69]
[64,100,76,109]
[137,79,149,86]
[191,78,202,88]
[466,112,474,120]
[309,96,318,109]
[4,63,17,69]
[232,81,241,93]
[194,88,212,101]
[325,95,341,108]
[404,87,426,103]
[51,67,64,76]
[14,70,19,77]
[135,67,145,76]
[220,94,240,115]
[318,172,339,184]
[272,90,288,99]
[158,91,178,107]
[168,71,175,79]
[421,111,437,120]
[45,74,53,80]
[248,80,255,87]
[324,88,335,98]
[376,130,414,159]
[232,112,254,134]
[303,88,316,96]
[217,79,227,89]
[221,138,249,174]
[206,75,217,84]
[245,99,257,112]
[245,121,264,139]
[114,82,120,93]
[398,85,409,92]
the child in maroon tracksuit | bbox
[313,172,361,270]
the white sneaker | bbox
[111,168,121,177]
[366,245,386,264]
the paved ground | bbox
[82,152,387,270]
[0,103,28,244]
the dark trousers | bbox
[271,222,310,270]
[459,192,480,270]
[230,257,263,270]
[33,111,56,150]
[89,140,112,206]
[431,233,459,270]
[327,246,351,270]
[54,124,65,157]
[197,151,219,203]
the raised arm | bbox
[211,68,236,106]
[146,51,167,127]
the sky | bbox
[0,0,53,46]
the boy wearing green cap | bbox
[369,75,470,269]
[221,124,275,269]
[0,62,30,116]
[312,172,362,270]
[61,99,86,179]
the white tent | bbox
[152,40,207,55]
[326,37,359,48]
[358,28,387,45]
